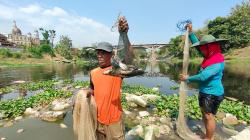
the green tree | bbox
[208,1,250,49]
[39,28,56,46]
[55,35,73,60]
[79,47,97,61]
[168,35,183,58]
[49,30,56,48]
[39,28,50,44]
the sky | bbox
[0,0,244,48]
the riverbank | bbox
[0,58,52,68]
[0,80,249,139]
[171,45,250,64]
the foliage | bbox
[133,49,147,60]
[208,1,250,49]
[0,49,22,59]
[39,44,54,56]
[0,48,13,58]
[121,84,250,123]
[1,79,250,123]
[78,48,97,61]
[122,84,161,95]
[168,35,183,58]
[72,80,90,88]
[12,52,22,58]
[0,89,72,118]
[26,46,42,58]
[168,30,206,59]
[18,80,57,91]
[219,100,250,123]
[169,1,250,59]
[39,28,56,45]
[55,35,73,60]
[0,87,13,95]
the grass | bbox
[0,58,52,68]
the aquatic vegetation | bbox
[0,80,249,123]
[63,79,74,84]
[122,84,161,95]
[170,85,179,90]
[0,87,13,95]
[0,89,72,118]
[219,100,250,123]
[18,80,57,91]
[72,81,89,88]
[121,84,250,123]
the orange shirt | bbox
[90,66,123,125]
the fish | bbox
[103,16,144,77]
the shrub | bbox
[0,48,12,58]
[12,52,22,58]
[40,44,54,56]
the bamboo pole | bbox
[176,28,200,140]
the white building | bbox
[7,21,40,47]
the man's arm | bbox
[118,17,134,64]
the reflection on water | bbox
[0,111,75,140]
[0,61,250,104]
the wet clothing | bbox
[199,92,224,115]
[90,66,123,125]
[96,119,125,140]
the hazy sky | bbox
[0,0,243,47]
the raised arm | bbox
[118,17,134,64]
[186,23,199,44]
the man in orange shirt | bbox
[89,18,130,140]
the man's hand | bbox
[185,23,192,33]
[179,74,189,81]
[118,16,129,33]
[81,88,93,98]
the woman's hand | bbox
[179,74,189,81]
[185,23,192,33]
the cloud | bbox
[19,4,41,14]
[0,3,118,47]
[0,4,14,19]
[42,7,68,17]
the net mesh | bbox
[73,89,97,140]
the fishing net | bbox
[73,89,97,140]
[104,14,144,77]
[176,20,201,140]
[177,19,192,33]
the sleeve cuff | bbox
[189,32,199,44]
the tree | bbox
[208,1,250,49]
[39,28,50,44]
[55,35,73,59]
[49,30,56,48]
[39,28,56,46]
[168,35,183,58]
[79,47,97,61]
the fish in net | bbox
[103,15,144,77]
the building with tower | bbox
[7,21,40,47]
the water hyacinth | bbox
[0,89,72,118]
[0,80,250,124]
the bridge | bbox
[132,43,171,49]
[132,43,173,61]
[82,43,173,61]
